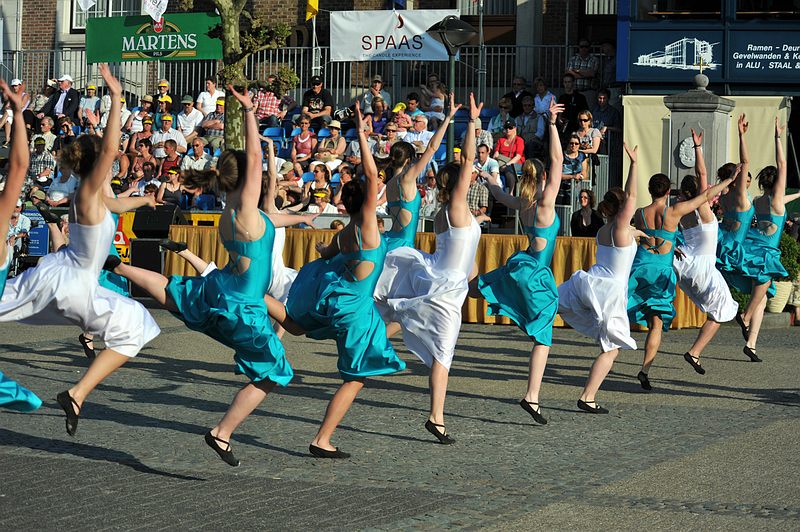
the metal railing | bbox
[458,0,517,16]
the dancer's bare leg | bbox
[641,315,663,374]
[264,294,305,336]
[47,222,66,251]
[210,379,276,445]
[524,343,550,404]
[428,360,449,426]
[67,349,130,410]
[686,319,721,359]
[580,348,620,403]
[746,291,768,350]
[385,322,402,338]
[175,249,210,275]
[311,379,364,451]
[113,262,177,310]
[467,275,482,299]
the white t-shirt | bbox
[176,107,205,137]
[151,128,187,159]
[307,202,338,214]
[47,174,80,202]
[196,89,225,115]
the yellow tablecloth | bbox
[165,226,707,329]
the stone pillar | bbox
[663,74,735,187]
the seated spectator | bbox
[151,114,187,159]
[574,110,601,155]
[143,182,159,197]
[125,95,154,134]
[501,76,534,118]
[31,80,56,119]
[27,136,56,187]
[152,79,175,108]
[77,84,100,129]
[127,118,154,160]
[515,96,538,147]
[130,138,157,177]
[253,81,283,128]
[45,168,79,207]
[332,164,353,209]
[476,143,501,183]
[366,98,389,137]
[155,95,174,130]
[532,77,557,141]
[300,75,334,131]
[200,98,225,150]
[487,97,513,142]
[560,134,588,204]
[343,135,375,174]
[98,96,130,136]
[158,139,182,177]
[53,117,77,155]
[570,188,604,237]
[557,73,589,139]
[590,88,622,155]
[405,92,424,117]
[423,82,447,129]
[157,167,184,206]
[176,95,204,143]
[37,74,79,123]
[291,115,317,177]
[120,161,160,197]
[314,120,346,171]
[304,161,331,198]
[400,114,434,153]
[419,168,439,217]
[600,41,617,89]
[493,120,525,193]
[459,118,493,150]
[391,102,413,132]
[358,74,391,115]
[181,137,213,172]
[30,117,56,152]
[307,189,338,214]
[467,166,490,220]
[196,77,225,115]
[373,122,400,159]
[418,73,442,111]
[7,201,31,252]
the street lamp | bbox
[427,15,477,162]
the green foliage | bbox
[730,286,752,310]
[272,66,300,97]
[779,232,800,280]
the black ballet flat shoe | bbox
[78,334,96,360]
[204,431,240,467]
[519,399,548,425]
[35,202,62,225]
[102,255,121,272]
[309,443,351,459]
[743,346,762,362]
[577,399,609,414]
[683,353,706,375]
[735,314,750,342]
[637,371,653,391]
[424,419,456,445]
[159,239,188,254]
[56,391,81,437]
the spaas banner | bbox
[330,9,459,62]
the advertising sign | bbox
[626,30,725,83]
[728,31,800,82]
[86,13,222,63]
[330,9,459,62]
[22,210,49,257]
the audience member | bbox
[488,97,513,141]
[405,92,424,117]
[176,95,204,143]
[152,79,175,108]
[374,122,400,159]
[291,115,317,177]
[493,120,525,193]
[52,117,77,155]
[98,96,130,135]
[467,166,490,219]
[196,78,225,115]
[560,134,588,204]
[157,167,184,206]
[125,95,154,133]
[501,76,534,118]
[301,75,334,131]
[27,137,56,186]
[358,74,391,115]
[45,168,79,207]
[307,189,338,214]
[151,113,187,159]
[590,88,622,155]
[127,118,154,159]
[159,139,182,177]
[181,138,213,171]
[366,98,389,137]
[567,39,599,99]
[391,102,414,131]
[30,117,56,152]
[129,138,157,178]
[253,81,282,128]
[532,77,557,140]
[314,120,346,171]
[401,114,434,153]
[570,188,604,237]
[77,84,100,128]
[476,143,501,183]
[557,73,589,138]
[37,74,79,122]
[419,168,439,216]
[575,110,601,155]
[155,95,174,130]
[200,98,225,150]
[423,82,447,129]
[599,41,617,89]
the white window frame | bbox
[70,0,141,33]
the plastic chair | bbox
[433,144,447,165]
[194,194,216,211]
[344,128,358,141]
[290,127,301,137]
[316,128,331,139]
[301,171,315,183]
[72,125,82,136]
[213,147,222,158]
[331,172,341,184]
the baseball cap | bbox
[372,74,383,83]
[216,98,225,105]
[474,118,482,129]
[87,84,97,90]
[31,190,46,201]
[503,119,516,129]
[143,117,153,124]
[16,199,23,207]
[158,81,169,87]
[33,136,46,145]
[46,79,58,88]
[181,95,194,104]
[310,75,322,85]
[167,168,179,175]
[392,102,407,113]
[141,95,154,103]
[158,95,172,103]
[10,79,22,86]
[57,75,74,82]
[161,114,173,121]
[328,120,342,129]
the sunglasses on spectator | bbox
[312,82,322,86]
[568,141,580,145]
[386,128,397,132]
[300,121,310,125]
[192,143,203,147]
[578,118,590,122]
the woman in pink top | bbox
[291,114,317,177]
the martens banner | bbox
[86,13,222,63]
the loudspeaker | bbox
[132,204,186,239]
[129,238,163,298]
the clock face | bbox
[678,137,696,168]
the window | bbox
[71,0,140,32]
[736,0,800,19]
[635,1,722,20]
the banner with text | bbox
[330,9,459,62]
[86,13,222,63]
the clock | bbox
[678,137,696,168]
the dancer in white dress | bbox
[375,93,482,445]
[559,144,640,414]
[0,66,160,435]
[672,129,738,374]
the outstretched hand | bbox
[775,117,786,137]
[142,195,157,209]
[469,93,483,120]
[99,64,122,97]
[227,84,253,108]
[624,142,638,162]
[737,114,748,135]
[548,99,565,123]
[354,100,367,130]
[0,80,25,112]
[448,92,462,117]
[691,127,703,147]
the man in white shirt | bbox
[176,95,204,143]
[181,138,213,171]
[46,170,80,207]
[196,78,225,115]
[151,114,187,159]
[400,114,434,152]
[476,143,501,182]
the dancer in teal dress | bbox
[0,78,42,412]
[728,118,799,362]
[267,102,405,458]
[629,170,734,391]
[382,95,458,251]
[109,85,314,467]
[469,99,565,425]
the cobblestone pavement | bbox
[0,310,798,530]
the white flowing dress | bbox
[673,214,738,323]
[374,209,481,370]
[558,230,638,352]
[0,207,160,357]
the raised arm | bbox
[262,138,279,213]
[616,143,638,227]
[0,79,29,232]
[228,84,262,210]
[773,117,787,210]
[448,93,482,228]
[691,127,708,191]
[406,92,461,180]
[103,194,156,213]
[356,101,379,226]
[85,65,122,193]
[675,168,737,217]
[539,99,566,209]
[735,114,750,208]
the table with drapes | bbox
[164,226,707,330]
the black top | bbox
[570,209,604,238]
[302,88,334,115]
[501,89,534,118]
[557,91,589,135]
[40,88,80,121]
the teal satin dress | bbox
[166,211,293,386]
[725,205,787,297]
[627,207,677,331]
[716,206,754,280]
[383,179,422,251]
[97,212,130,296]
[286,226,406,381]
[0,248,42,412]
[478,207,560,346]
